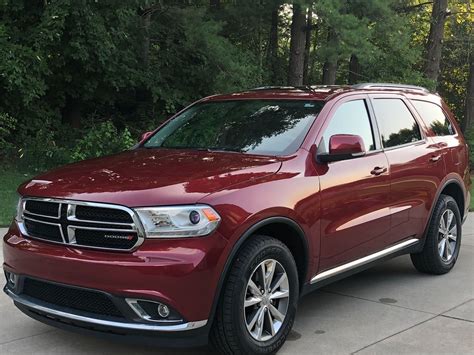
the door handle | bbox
[430,155,442,162]
[370,166,387,176]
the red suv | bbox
[3,84,471,354]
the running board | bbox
[310,238,419,284]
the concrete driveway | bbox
[1,214,473,354]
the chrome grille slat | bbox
[19,198,144,252]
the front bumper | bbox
[3,222,229,345]
[4,285,209,347]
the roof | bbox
[203,83,433,102]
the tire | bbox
[411,194,462,275]
[210,235,299,355]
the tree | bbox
[303,5,313,84]
[268,2,280,83]
[423,0,448,83]
[464,53,473,132]
[288,3,307,86]
[321,28,338,84]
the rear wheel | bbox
[210,235,299,354]
[411,194,462,274]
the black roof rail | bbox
[250,86,298,91]
[352,83,430,93]
[250,85,342,93]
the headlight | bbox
[134,205,221,238]
[15,195,23,222]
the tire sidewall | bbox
[430,196,462,270]
[232,240,299,354]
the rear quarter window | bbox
[411,100,455,136]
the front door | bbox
[315,95,391,271]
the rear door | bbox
[316,95,391,271]
[368,95,446,244]
[410,99,465,179]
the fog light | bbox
[157,303,170,318]
[5,271,18,288]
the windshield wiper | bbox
[142,145,244,153]
[205,147,244,153]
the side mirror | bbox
[318,134,366,163]
[140,131,153,142]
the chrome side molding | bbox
[311,238,419,284]
[4,287,207,332]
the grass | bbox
[0,170,32,226]
[0,172,473,227]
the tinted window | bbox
[320,100,375,153]
[144,100,325,156]
[373,99,422,148]
[411,100,455,136]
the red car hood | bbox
[19,149,282,206]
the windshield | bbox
[143,100,325,156]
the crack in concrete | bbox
[0,329,57,347]
[351,298,474,354]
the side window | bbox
[373,99,422,148]
[411,100,455,136]
[320,100,375,153]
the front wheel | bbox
[211,235,299,354]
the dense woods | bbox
[0,0,472,171]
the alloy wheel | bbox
[438,209,457,262]
[243,259,290,341]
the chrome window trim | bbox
[4,287,207,332]
[310,238,419,284]
[18,197,145,252]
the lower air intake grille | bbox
[22,278,123,318]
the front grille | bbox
[24,219,63,242]
[74,229,138,250]
[24,200,59,217]
[21,198,142,251]
[22,278,123,318]
[75,205,133,223]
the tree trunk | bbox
[423,0,448,83]
[62,96,81,129]
[268,4,279,83]
[348,54,362,84]
[322,29,338,85]
[288,3,307,86]
[303,6,312,85]
[210,0,220,10]
[463,53,473,132]
[141,11,151,68]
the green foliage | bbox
[71,121,135,161]
[0,112,16,155]
[0,169,32,226]
[0,0,470,173]
[16,126,70,172]
[465,127,474,169]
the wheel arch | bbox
[422,177,467,244]
[208,216,309,326]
